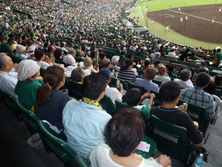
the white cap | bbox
[16,45,26,54]
[27,45,36,56]
[111,56,120,64]
[10,44,18,52]
[18,60,40,81]
[216,46,221,50]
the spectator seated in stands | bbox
[61,42,68,54]
[35,49,50,70]
[101,58,111,70]
[181,72,216,120]
[16,44,29,60]
[204,81,222,119]
[0,53,18,97]
[154,64,171,83]
[63,49,78,66]
[83,57,99,75]
[54,48,63,60]
[122,88,156,119]
[89,108,171,167]
[34,65,72,132]
[215,74,222,86]
[150,81,204,147]
[174,69,194,88]
[167,64,178,78]
[0,38,14,55]
[118,59,136,84]
[135,67,159,92]
[15,60,43,110]
[111,55,120,71]
[147,49,155,60]
[70,67,86,84]
[47,45,56,59]
[119,51,127,62]
[142,59,151,70]
[62,73,112,159]
[99,68,123,104]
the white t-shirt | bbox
[173,79,194,88]
[89,143,161,167]
[105,85,122,104]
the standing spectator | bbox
[213,47,222,67]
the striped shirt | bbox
[181,87,215,116]
[117,69,136,84]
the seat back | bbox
[152,80,162,87]
[15,98,40,133]
[128,83,147,94]
[37,120,90,167]
[178,100,210,136]
[0,87,21,121]
[148,115,194,166]
[100,95,117,116]
[150,90,162,106]
[65,78,83,99]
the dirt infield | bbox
[147,4,222,44]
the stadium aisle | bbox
[0,102,64,167]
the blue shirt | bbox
[0,70,18,98]
[181,87,215,116]
[134,78,159,92]
[62,99,111,159]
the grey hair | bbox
[84,57,92,67]
[0,53,9,69]
[68,49,76,54]
[71,67,85,82]
[180,69,192,81]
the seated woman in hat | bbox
[15,60,43,110]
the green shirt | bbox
[214,52,222,65]
[0,42,12,55]
[3,30,9,41]
[119,56,127,61]
[134,104,151,118]
[15,79,43,109]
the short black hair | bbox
[195,72,210,88]
[104,108,145,157]
[83,73,106,100]
[122,88,142,106]
[35,49,45,61]
[159,81,181,103]
[167,64,175,73]
[204,81,216,95]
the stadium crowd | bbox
[1,0,222,166]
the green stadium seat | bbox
[100,95,117,116]
[178,100,210,136]
[147,115,195,167]
[0,86,21,121]
[152,80,162,87]
[65,78,83,99]
[37,120,90,167]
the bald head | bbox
[84,57,92,67]
[0,53,13,72]
[158,64,167,75]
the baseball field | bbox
[130,0,222,49]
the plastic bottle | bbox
[193,153,203,167]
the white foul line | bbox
[168,9,222,25]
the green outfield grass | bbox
[130,0,222,49]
